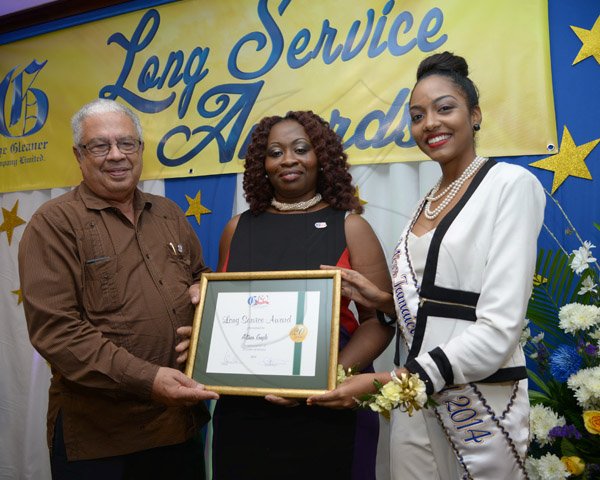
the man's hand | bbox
[175,326,192,364]
[151,367,219,406]
[177,282,200,364]
[188,283,201,305]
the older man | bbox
[18,99,218,479]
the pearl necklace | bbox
[271,193,322,211]
[424,156,487,220]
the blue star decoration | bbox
[529,126,598,194]
[184,190,212,224]
[571,15,600,65]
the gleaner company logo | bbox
[0,60,49,138]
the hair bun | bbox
[416,51,469,81]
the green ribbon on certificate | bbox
[292,291,305,375]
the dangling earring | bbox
[473,123,481,131]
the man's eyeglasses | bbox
[79,139,142,157]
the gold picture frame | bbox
[185,269,341,397]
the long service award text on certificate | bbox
[185,270,341,397]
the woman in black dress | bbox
[212,111,394,480]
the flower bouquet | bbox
[355,370,433,420]
[525,238,600,479]
[337,364,434,419]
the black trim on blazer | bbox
[406,159,497,363]
[419,301,477,322]
[393,325,401,366]
[480,366,528,383]
[420,159,496,303]
[408,307,429,362]
[405,359,434,396]
[429,347,454,385]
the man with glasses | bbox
[18,99,218,479]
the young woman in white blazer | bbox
[309,51,545,480]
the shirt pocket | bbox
[83,255,121,314]
[165,245,193,286]
[164,247,195,327]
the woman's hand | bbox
[320,265,394,314]
[307,372,382,409]
[265,395,301,407]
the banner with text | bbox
[0,0,556,192]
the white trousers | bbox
[389,380,529,480]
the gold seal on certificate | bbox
[289,324,308,342]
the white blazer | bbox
[399,160,546,395]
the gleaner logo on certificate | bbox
[185,270,341,397]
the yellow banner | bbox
[0,0,556,192]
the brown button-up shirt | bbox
[18,182,210,460]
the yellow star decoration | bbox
[571,16,600,65]
[184,190,211,224]
[529,126,598,194]
[354,185,367,207]
[11,288,23,305]
[0,199,26,245]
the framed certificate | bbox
[185,270,341,397]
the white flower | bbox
[529,404,565,446]
[558,303,600,333]
[532,331,545,343]
[531,453,569,480]
[578,275,598,295]
[570,241,597,274]
[526,454,570,480]
[590,328,600,341]
[567,365,600,409]
[525,457,543,480]
[520,326,531,346]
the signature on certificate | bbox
[221,351,241,366]
[262,357,287,367]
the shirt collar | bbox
[77,182,152,213]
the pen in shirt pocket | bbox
[85,256,110,265]
[168,242,184,255]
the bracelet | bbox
[337,364,360,384]
[376,309,397,326]
[390,368,401,383]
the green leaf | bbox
[373,379,384,390]
[560,438,578,457]
[527,249,580,344]
[527,368,551,396]
[529,390,550,404]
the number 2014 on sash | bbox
[445,395,492,443]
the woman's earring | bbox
[473,123,481,131]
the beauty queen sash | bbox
[391,226,529,480]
